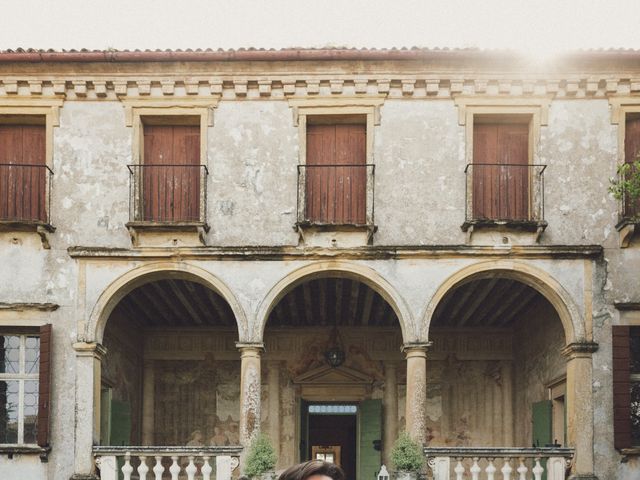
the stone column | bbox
[237,343,264,447]
[383,361,398,465]
[402,343,431,445]
[562,342,599,480]
[267,360,281,461]
[142,359,155,445]
[72,342,107,480]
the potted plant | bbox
[609,158,640,221]
[390,431,424,480]
[244,433,277,480]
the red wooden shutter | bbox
[143,125,200,222]
[613,325,631,449]
[306,124,366,224]
[624,117,640,217]
[473,123,528,221]
[37,324,52,448]
[0,125,46,222]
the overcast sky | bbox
[2,0,640,56]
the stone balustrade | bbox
[93,446,242,480]
[424,447,573,480]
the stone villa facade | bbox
[0,47,639,479]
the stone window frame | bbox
[454,96,552,240]
[288,97,384,233]
[609,97,640,247]
[122,98,219,244]
[0,98,62,246]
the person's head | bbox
[278,461,345,480]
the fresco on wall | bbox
[154,359,240,446]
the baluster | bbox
[454,458,465,480]
[186,456,197,480]
[202,455,213,480]
[153,456,164,480]
[486,458,496,480]
[122,452,134,480]
[501,458,513,480]
[516,458,528,480]
[470,458,481,480]
[532,457,544,480]
[169,456,181,480]
[138,455,149,480]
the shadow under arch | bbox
[86,261,248,344]
[421,260,582,344]
[255,261,414,343]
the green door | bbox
[532,400,552,480]
[110,399,132,446]
[300,399,310,461]
[358,399,382,480]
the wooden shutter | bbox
[473,123,529,221]
[306,124,366,224]
[37,323,52,447]
[143,125,200,222]
[624,117,640,217]
[0,125,46,222]
[358,399,382,480]
[613,325,632,449]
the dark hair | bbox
[278,461,346,480]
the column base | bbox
[70,475,99,480]
[568,475,598,480]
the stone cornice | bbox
[561,342,599,359]
[67,244,603,261]
[0,75,638,100]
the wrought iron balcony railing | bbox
[0,163,53,226]
[463,163,547,230]
[296,164,375,227]
[127,164,209,224]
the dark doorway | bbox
[305,405,357,480]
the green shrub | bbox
[390,431,424,472]
[610,159,640,219]
[244,434,277,478]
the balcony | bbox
[296,164,376,246]
[0,164,54,246]
[126,164,209,246]
[614,162,640,247]
[425,447,573,480]
[462,163,547,241]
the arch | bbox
[86,261,248,344]
[256,261,414,342]
[421,260,582,344]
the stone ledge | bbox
[0,221,55,249]
[615,218,639,248]
[0,445,50,462]
[126,221,210,247]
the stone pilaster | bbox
[562,342,599,480]
[71,342,107,480]
[402,343,431,445]
[237,343,264,447]
[383,361,398,465]
[141,359,155,445]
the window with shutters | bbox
[0,325,51,450]
[123,100,216,246]
[455,98,550,238]
[288,98,382,246]
[612,326,640,450]
[0,101,60,243]
[622,113,640,220]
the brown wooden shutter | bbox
[624,117,640,217]
[473,123,528,221]
[306,124,366,224]
[0,125,46,222]
[143,124,200,222]
[37,323,52,448]
[613,325,631,449]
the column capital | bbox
[236,342,265,356]
[401,342,432,357]
[73,341,107,360]
[561,342,599,359]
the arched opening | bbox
[427,274,568,449]
[262,274,404,480]
[100,275,241,450]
